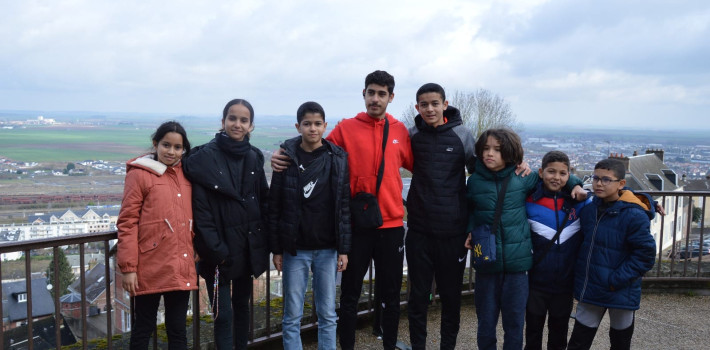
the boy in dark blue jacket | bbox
[267,101,351,350]
[567,158,656,350]
[524,151,590,350]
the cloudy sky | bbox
[1,0,708,129]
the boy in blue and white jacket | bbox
[567,158,656,350]
[524,151,590,350]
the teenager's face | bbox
[415,92,448,127]
[296,112,327,149]
[482,136,505,172]
[222,104,253,141]
[363,83,394,119]
[592,168,625,202]
[154,131,184,166]
[539,161,570,192]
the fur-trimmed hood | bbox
[126,154,172,176]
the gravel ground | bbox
[257,293,710,350]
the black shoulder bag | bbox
[471,174,511,267]
[350,117,389,230]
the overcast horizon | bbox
[2,1,708,129]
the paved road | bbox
[279,293,710,350]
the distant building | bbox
[683,176,710,229]
[62,263,119,340]
[1,277,55,331]
[0,207,119,243]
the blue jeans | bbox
[475,272,529,350]
[282,249,338,350]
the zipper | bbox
[553,194,560,284]
[554,193,559,243]
[579,209,605,301]
[496,176,506,270]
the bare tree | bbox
[401,88,521,138]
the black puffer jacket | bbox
[268,137,351,256]
[183,133,270,280]
[407,106,476,238]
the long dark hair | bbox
[475,128,523,166]
[151,120,191,154]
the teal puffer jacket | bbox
[466,159,582,273]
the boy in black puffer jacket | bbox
[405,83,476,350]
[267,101,351,350]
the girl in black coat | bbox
[183,99,269,350]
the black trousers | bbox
[524,288,574,350]
[203,272,252,350]
[131,290,191,350]
[406,229,468,350]
[339,226,405,350]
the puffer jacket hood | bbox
[126,154,168,176]
[618,189,655,219]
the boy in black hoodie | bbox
[268,102,351,350]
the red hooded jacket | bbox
[117,155,197,296]
[327,112,413,229]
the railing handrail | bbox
[0,232,116,254]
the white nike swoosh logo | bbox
[303,179,318,198]
[398,246,404,253]
[458,256,466,262]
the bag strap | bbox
[534,206,570,266]
[490,174,512,236]
[375,117,389,195]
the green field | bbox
[0,124,296,163]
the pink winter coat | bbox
[117,155,197,296]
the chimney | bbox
[645,149,664,161]
[608,152,630,172]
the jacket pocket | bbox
[137,222,166,254]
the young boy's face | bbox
[482,136,505,172]
[592,168,625,202]
[295,112,327,147]
[415,92,448,127]
[539,161,570,192]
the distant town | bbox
[2,115,709,180]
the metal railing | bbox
[645,191,710,281]
[1,190,708,348]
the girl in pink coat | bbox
[117,121,197,349]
